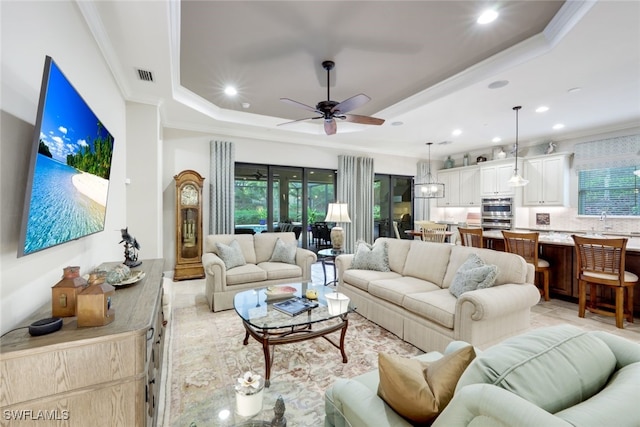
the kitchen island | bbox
[483,230,640,315]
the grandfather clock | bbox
[174,170,205,281]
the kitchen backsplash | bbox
[436,206,638,234]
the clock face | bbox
[181,184,198,206]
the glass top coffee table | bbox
[177,383,286,427]
[234,282,354,387]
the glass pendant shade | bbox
[508,105,529,187]
[415,142,445,199]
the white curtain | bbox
[574,134,639,171]
[415,161,432,221]
[338,155,374,252]
[209,140,235,234]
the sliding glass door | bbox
[374,174,414,240]
[235,163,335,248]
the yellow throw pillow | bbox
[377,346,476,424]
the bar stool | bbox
[458,227,484,248]
[502,231,550,301]
[571,235,637,329]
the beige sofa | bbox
[336,238,540,353]
[202,232,317,311]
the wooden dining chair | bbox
[458,227,484,248]
[420,223,447,243]
[502,231,550,301]
[571,235,637,328]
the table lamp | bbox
[324,203,351,251]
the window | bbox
[578,166,640,216]
[234,163,335,247]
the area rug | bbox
[165,288,423,426]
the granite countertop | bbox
[483,229,640,252]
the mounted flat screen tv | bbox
[18,56,115,257]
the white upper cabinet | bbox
[436,167,480,207]
[459,167,480,206]
[523,153,572,206]
[480,161,517,196]
[437,169,460,207]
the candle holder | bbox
[235,372,264,417]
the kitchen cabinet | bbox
[437,169,460,207]
[480,160,519,196]
[523,153,571,206]
[540,243,575,297]
[436,167,480,207]
[459,167,481,206]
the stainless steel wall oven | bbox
[481,197,514,230]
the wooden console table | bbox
[0,259,165,426]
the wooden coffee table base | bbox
[241,315,349,387]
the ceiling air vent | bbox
[136,68,154,82]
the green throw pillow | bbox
[269,237,296,264]
[449,253,498,297]
[216,240,246,270]
[350,240,390,272]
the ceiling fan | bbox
[278,60,385,135]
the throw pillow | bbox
[377,345,476,424]
[350,240,390,272]
[215,240,246,270]
[269,238,296,264]
[449,253,499,298]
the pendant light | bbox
[507,105,529,187]
[415,142,445,198]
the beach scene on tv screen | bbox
[23,60,114,255]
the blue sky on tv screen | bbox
[40,60,113,164]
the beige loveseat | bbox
[203,232,317,311]
[336,238,541,353]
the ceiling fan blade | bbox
[332,93,371,114]
[343,114,385,126]
[324,119,337,135]
[277,116,322,126]
[280,98,319,113]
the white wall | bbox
[0,1,126,333]
[161,129,420,270]
[126,102,162,260]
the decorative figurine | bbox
[120,227,142,267]
[545,141,556,154]
[271,395,286,427]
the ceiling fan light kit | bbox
[278,60,385,135]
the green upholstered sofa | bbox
[324,324,640,427]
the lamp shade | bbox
[324,203,351,223]
[415,142,445,198]
[414,181,445,199]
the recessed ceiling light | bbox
[536,106,549,113]
[224,86,237,96]
[553,123,565,130]
[488,80,509,89]
[492,137,502,143]
[391,121,404,126]
[477,9,499,24]
[452,129,462,136]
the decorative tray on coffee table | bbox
[264,285,297,301]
